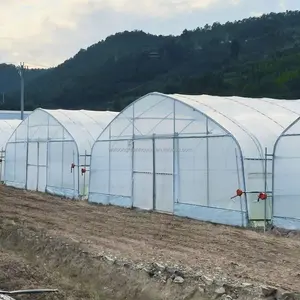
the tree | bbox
[2,10,300,110]
[230,39,240,59]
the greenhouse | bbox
[0,119,22,181]
[4,108,118,198]
[89,92,300,227]
[273,116,300,230]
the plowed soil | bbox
[0,185,300,299]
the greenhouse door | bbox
[133,139,153,210]
[26,142,47,192]
[154,138,173,213]
[132,137,173,214]
[37,142,47,192]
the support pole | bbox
[206,118,210,207]
[16,62,26,120]
[83,150,87,196]
[108,126,112,202]
[152,134,156,210]
[235,148,244,227]
[264,147,267,232]
[0,148,3,182]
[72,150,75,197]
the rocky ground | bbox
[0,185,300,300]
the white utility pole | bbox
[16,62,26,120]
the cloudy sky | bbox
[0,0,298,68]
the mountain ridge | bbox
[1,10,300,111]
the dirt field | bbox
[0,185,300,299]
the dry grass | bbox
[0,222,174,300]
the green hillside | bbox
[3,10,300,111]
[0,64,45,95]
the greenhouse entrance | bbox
[26,141,47,192]
[132,137,174,213]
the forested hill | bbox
[0,64,45,93]
[2,10,300,111]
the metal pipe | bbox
[83,149,87,196]
[206,118,210,207]
[0,289,58,295]
[152,134,156,210]
[264,147,267,232]
[97,134,230,143]
[235,148,243,227]
[131,103,135,208]
[36,142,39,191]
[172,99,176,210]
[108,126,111,202]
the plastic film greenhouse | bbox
[273,115,300,230]
[0,119,22,181]
[4,108,118,198]
[89,92,300,227]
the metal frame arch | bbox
[37,109,81,195]
[272,115,300,218]
[88,92,249,224]
[258,98,300,116]
[29,108,80,148]
[88,92,160,202]
[4,121,24,153]
[51,109,95,151]
[5,115,29,152]
[5,108,81,195]
[225,97,284,129]
[88,92,165,196]
[174,94,264,159]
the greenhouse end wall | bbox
[273,119,300,230]
[4,110,82,198]
[89,93,248,227]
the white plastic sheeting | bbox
[0,120,21,150]
[89,92,300,227]
[273,116,300,230]
[0,120,22,181]
[4,108,118,198]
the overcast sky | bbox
[0,0,298,68]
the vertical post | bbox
[36,142,39,191]
[152,134,156,210]
[131,104,135,207]
[0,148,3,182]
[172,99,176,206]
[17,62,25,120]
[61,130,64,191]
[21,73,24,120]
[206,118,210,207]
[131,138,135,207]
[77,148,80,197]
[264,147,267,232]
[45,115,50,193]
[83,150,87,196]
[72,150,75,197]
[108,126,111,202]
[25,117,29,189]
[176,137,180,203]
[235,148,244,227]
